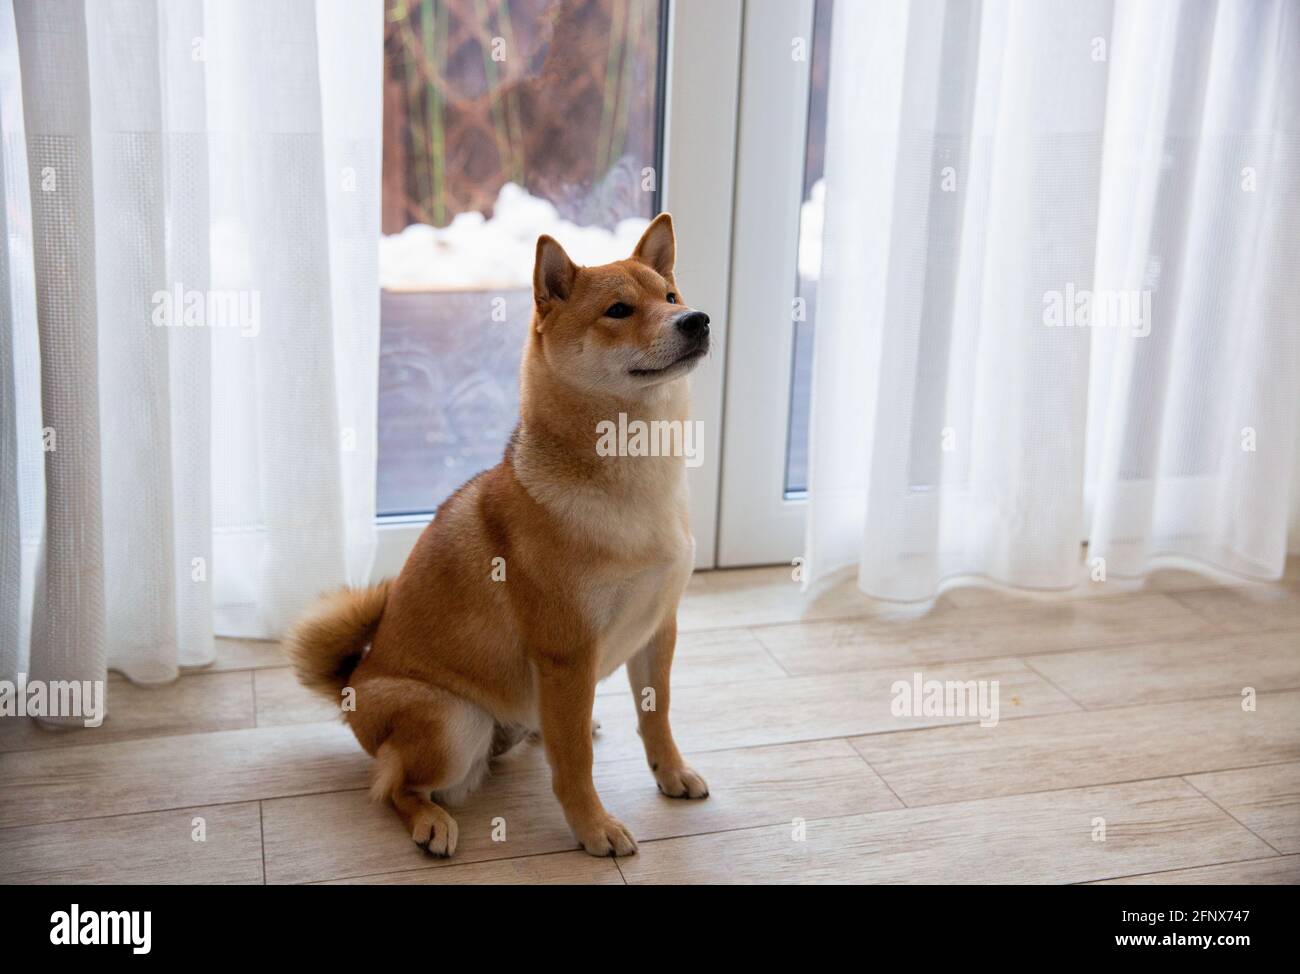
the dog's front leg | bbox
[536,655,638,857]
[626,619,709,799]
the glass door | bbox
[376,0,667,518]
[371,0,743,576]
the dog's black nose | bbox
[676,310,710,339]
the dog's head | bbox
[530,213,710,396]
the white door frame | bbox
[660,0,744,569]
[372,0,746,579]
[716,0,815,567]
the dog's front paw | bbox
[654,764,709,799]
[412,805,459,858]
[574,814,638,857]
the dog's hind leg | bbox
[376,746,459,857]
[366,685,495,858]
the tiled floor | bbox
[2,562,1298,884]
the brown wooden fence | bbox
[382,0,662,234]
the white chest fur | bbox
[585,539,694,681]
[512,421,697,680]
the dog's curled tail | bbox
[285,580,392,698]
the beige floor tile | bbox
[0,671,255,753]
[0,802,263,884]
[1170,585,1300,634]
[1025,631,1300,709]
[754,593,1211,676]
[253,668,341,727]
[598,627,788,695]
[1087,855,1299,885]
[0,721,370,829]
[209,637,289,671]
[618,778,1272,884]
[262,739,899,883]
[318,851,624,885]
[678,566,943,631]
[587,659,1078,762]
[850,691,1300,807]
[1185,762,1300,854]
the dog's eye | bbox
[604,302,634,319]
[666,292,678,304]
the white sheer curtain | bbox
[0,0,380,707]
[807,0,1300,600]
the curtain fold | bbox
[808,0,1300,600]
[1087,0,1300,579]
[0,0,381,699]
[0,0,41,690]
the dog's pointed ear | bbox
[534,235,577,312]
[632,212,675,278]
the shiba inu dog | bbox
[287,213,710,858]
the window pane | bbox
[785,0,833,496]
[378,0,665,515]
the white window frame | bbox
[716,0,816,567]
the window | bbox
[784,0,833,496]
[377,0,667,516]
